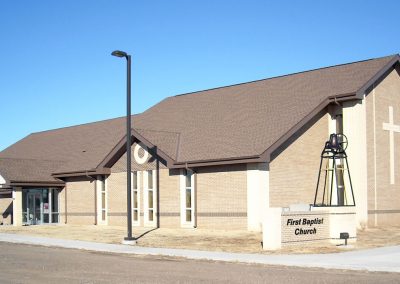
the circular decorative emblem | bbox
[134,144,149,164]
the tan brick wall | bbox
[107,169,181,228]
[110,142,177,227]
[109,163,247,230]
[110,140,248,230]
[107,172,128,226]
[366,67,400,226]
[0,196,12,225]
[196,164,247,230]
[158,169,180,228]
[63,177,96,225]
[269,112,329,208]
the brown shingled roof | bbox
[0,54,399,182]
[0,158,65,186]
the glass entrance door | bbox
[27,191,43,225]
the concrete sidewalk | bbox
[1,232,399,273]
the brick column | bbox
[12,187,23,226]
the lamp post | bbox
[111,50,136,244]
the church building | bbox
[1,54,399,235]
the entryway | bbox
[22,188,60,225]
[26,190,42,225]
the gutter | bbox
[9,180,65,187]
[171,155,261,169]
[52,168,111,178]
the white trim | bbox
[134,144,149,165]
[143,170,157,227]
[247,163,269,232]
[52,188,60,224]
[343,99,368,226]
[96,175,108,225]
[373,87,378,226]
[131,171,141,226]
[180,169,196,228]
[49,189,52,223]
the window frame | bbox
[97,175,108,225]
[180,169,196,228]
[144,169,157,227]
[131,171,141,226]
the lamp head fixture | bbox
[111,50,128,58]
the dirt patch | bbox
[1,224,399,254]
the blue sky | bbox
[0,0,399,151]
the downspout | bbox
[94,176,98,225]
[85,171,96,181]
[156,158,160,228]
[64,184,68,224]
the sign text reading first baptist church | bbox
[281,213,329,244]
[286,217,324,235]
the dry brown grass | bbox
[1,224,399,254]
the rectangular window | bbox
[101,177,106,221]
[185,171,192,223]
[51,189,59,223]
[186,173,191,188]
[97,176,107,224]
[148,170,153,189]
[133,171,138,190]
[145,170,156,226]
[132,171,140,224]
[181,170,195,227]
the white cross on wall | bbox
[382,106,400,185]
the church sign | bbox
[262,206,357,250]
[281,212,330,245]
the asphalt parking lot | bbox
[0,243,399,284]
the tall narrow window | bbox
[181,169,195,227]
[132,171,140,224]
[185,171,192,222]
[147,170,154,222]
[101,177,106,221]
[51,189,59,223]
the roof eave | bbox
[260,94,359,163]
[355,55,400,99]
[171,155,262,169]
[51,168,111,178]
[260,54,400,163]
[9,180,65,187]
[96,129,177,169]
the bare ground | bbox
[1,224,400,254]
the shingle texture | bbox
[0,158,64,183]
[0,54,397,183]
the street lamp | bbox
[111,50,136,244]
